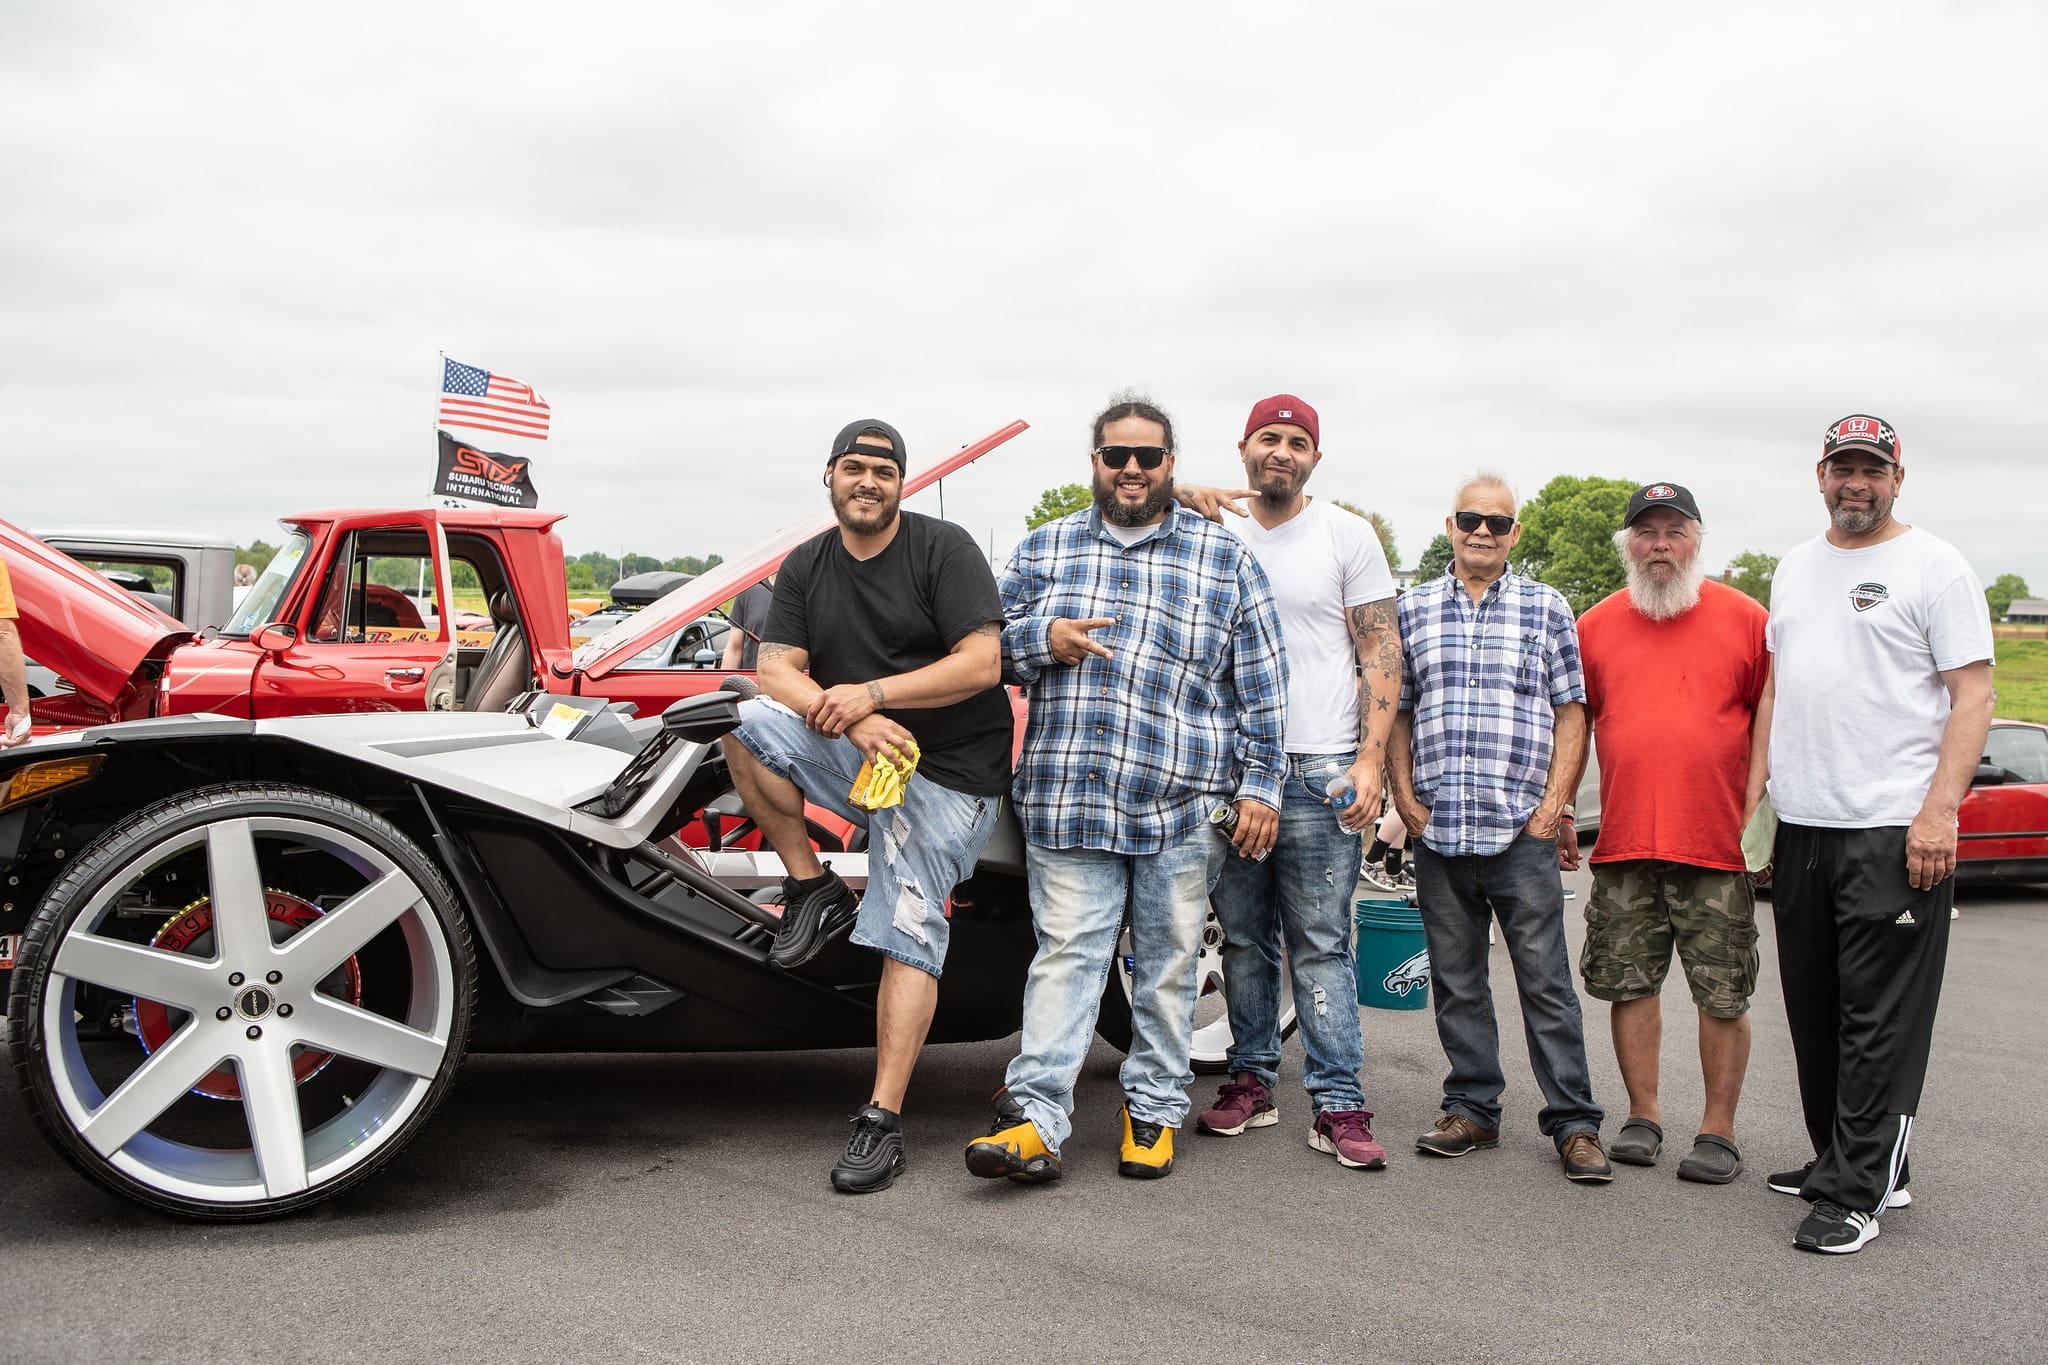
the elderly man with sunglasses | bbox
[1389,473,1610,1183]
[964,393,1286,1184]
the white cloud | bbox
[2,1,2043,594]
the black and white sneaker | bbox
[831,1104,906,1193]
[1794,1200,1880,1254]
[1767,1161,1912,1208]
[770,867,861,968]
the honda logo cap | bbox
[829,418,907,472]
[1623,481,1702,527]
[1242,394,1319,448]
[1822,413,1900,465]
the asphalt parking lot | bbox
[4,870,2045,1364]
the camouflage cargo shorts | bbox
[1579,860,1759,1019]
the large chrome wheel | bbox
[1095,901,1298,1074]
[6,785,474,1219]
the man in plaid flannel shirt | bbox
[964,395,1287,1184]
[1390,471,1611,1183]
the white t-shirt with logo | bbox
[1224,498,1396,753]
[1765,525,1993,827]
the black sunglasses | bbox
[1095,445,1169,470]
[1454,511,1516,535]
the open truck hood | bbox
[571,420,1028,681]
[1,518,190,709]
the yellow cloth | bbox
[849,741,920,812]
[0,557,16,619]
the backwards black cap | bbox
[829,418,907,473]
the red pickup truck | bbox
[3,422,1026,734]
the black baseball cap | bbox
[1623,482,1702,527]
[1822,413,1900,465]
[828,418,907,472]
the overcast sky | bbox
[4,3,2043,594]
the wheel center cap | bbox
[236,986,274,1020]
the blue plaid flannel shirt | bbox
[1000,505,1287,855]
[1397,570,1585,857]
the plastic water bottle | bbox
[1325,762,1356,823]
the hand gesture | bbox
[1173,483,1256,523]
[1049,617,1115,665]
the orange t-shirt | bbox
[1579,579,1768,870]
[0,556,16,619]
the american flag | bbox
[438,358,551,440]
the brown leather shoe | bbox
[1415,1113,1501,1157]
[1561,1132,1615,1183]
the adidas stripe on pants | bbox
[1771,822,1952,1217]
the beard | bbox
[831,484,899,536]
[1627,552,1706,622]
[1093,468,1172,527]
[1827,489,1891,534]
[1251,466,1305,513]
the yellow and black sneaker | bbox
[964,1087,1061,1183]
[1118,1106,1175,1179]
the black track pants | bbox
[1771,822,1951,1216]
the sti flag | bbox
[434,431,541,509]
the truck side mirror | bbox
[251,622,300,653]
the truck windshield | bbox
[221,531,312,637]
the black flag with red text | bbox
[434,430,540,508]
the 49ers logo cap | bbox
[1622,481,1702,527]
[1823,414,1900,465]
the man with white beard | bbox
[1573,484,1769,1186]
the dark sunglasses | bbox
[1454,511,1516,535]
[1095,445,1169,470]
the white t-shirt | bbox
[1224,498,1396,752]
[1766,525,1993,827]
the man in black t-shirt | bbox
[720,575,775,670]
[726,417,1013,1195]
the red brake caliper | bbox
[133,891,365,1102]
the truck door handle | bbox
[386,667,426,682]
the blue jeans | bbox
[1411,832,1603,1146]
[1004,828,1226,1154]
[730,698,1001,978]
[1211,753,1366,1112]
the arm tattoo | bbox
[866,680,885,708]
[1348,600,1402,678]
[758,642,793,666]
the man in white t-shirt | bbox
[1748,413,1994,1255]
[1192,394,1403,1172]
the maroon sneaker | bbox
[1311,1109,1388,1170]
[1195,1073,1278,1136]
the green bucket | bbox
[1355,896,1430,1010]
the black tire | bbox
[5,783,476,1220]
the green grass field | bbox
[1997,638,2048,724]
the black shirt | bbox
[764,511,1013,796]
[728,581,775,670]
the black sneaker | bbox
[771,868,860,968]
[1768,1161,1912,1208]
[1794,1199,1880,1254]
[831,1104,906,1193]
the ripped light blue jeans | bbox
[1004,827,1225,1154]
[1211,752,1367,1112]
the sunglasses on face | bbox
[1095,445,1169,471]
[1454,511,1516,536]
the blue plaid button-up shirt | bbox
[1398,569,1585,857]
[1000,505,1287,855]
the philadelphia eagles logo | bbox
[1849,582,1890,613]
